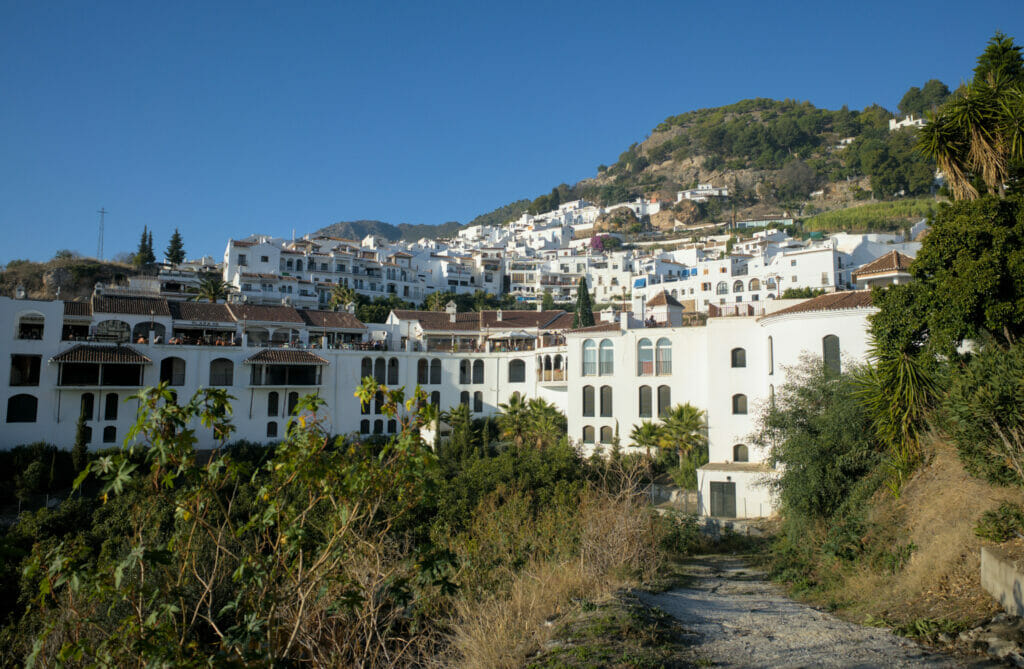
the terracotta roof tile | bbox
[227,304,305,324]
[63,301,92,317]
[298,310,366,330]
[390,309,572,332]
[244,349,329,365]
[168,301,236,322]
[852,250,914,278]
[762,291,874,318]
[50,344,152,364]
[92,295,171,316]
[646,291,682,308]
[567,322,622,334]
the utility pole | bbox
[97,208,107,260]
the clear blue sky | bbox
[1,0,1021,264]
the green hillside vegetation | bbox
[803,199,937,232]
[0,254,136,300]
[466,198,531,227]
[315,219,466,243]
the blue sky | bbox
[1,1,1021,264]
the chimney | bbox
[496,309,502,322]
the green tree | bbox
[541,289,555,311]
[497,393,530,448]
[146,230,156,264]
[165,228,185,264]
[657,404,707,469]
[134,226,151,268]
[72,411,89,473]
[630,420,661,463]
[524,397,567,450]
[329,284,357,311]
[194,276,229,303]
[572,277,594,328]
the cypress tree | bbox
[72,411,89,473]
[573,276,595,328]
[166,228,186,264]
[146,231,156,264]
[135,226,150,267]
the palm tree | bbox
[630,420,662,463]
[525,397,566,449]
[329,284,357,311]
[497,393,529,448]
[658,403,708,468]
[194,277,229,303]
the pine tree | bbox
[146,231,156,264]
[166,228,185,264]
[573,277,595,328]
[135,226,150,267]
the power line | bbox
[97,208,107,260]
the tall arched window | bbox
[103,426,117,443]
[104,392,118,421]
[267,421,278,438]
[387,358,399,385]
[509,359,526,383]
[767,336,774,375]
[731,348,746,368]
[582,340,597,376]
[374,358,386,384]
[656,338,672,375]
[733,280,744,292]
[766,277,777,289]
[732,393,748,415]
[417,358,429,385]
[6,394,37,423]
[16,312,45,340]
[373,419,383,434]
[387,419,397,433]
[638,385,652,418]
[360,419,370,434]
[637,338,653,375]
[748,278,761,291]
[430,359,441,384]
[268,391,279,417]
[430,391,440,406]
[598,339,614,375]
[600,426,613,443]
[582,385,595,417]
[459,360,471,384]
[599,385,613,417]
[361,357,373,380]
[287,391,299,416]
[582,426,595,444]
[210,358,233,386]
[473,391,483,413]
[472,359,484,384]
[658,385,671,417]
[716,281,728,295]
[823,335,841,374]
[460,391,470,406]
[160,357,186,386]
[733,444,749,462]
[374,390,383,414]
[80,393,95,421]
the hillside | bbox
[0,257,138,301]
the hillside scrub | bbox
[0,382,680,667]
[803,198,937,232]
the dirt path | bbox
[638,556,987,668]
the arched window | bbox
[639,385,652,417]
[373,419,383,434]
[767,336,774,375]
[600,385,613,417]
[731,348,746,368]
[417,358,429,385]
[374,358,386,384]
[582,386,595,417]
[460,391,470,406]
[582,340,597,376]
[430,391,440,406]
[210,358,233,386]
[103,425,117,443]
[104,392,118,421]
[598,340,614,375]
[160,357,186,386]
[6,393,37,422]
[387,358,399,385]
[131,321,166,343]
[732,394,748,415]
[716,281,728,295]
[473,359,484,384]
[374,390,384,414]
[268,391,279,417]
[430,359,441,384]
[267,421,278,438]
[287,391,299,416]
[766,277,777,289]
[637,338,653,375]
[509,359,526,383]
[16,312,45,340]
[295,259,303,272]
[769,384,775,406]
[95,319,130,343]
[459,360,470,384]
[733,444,749,462]
[656,338,672,375]
[733,280,744,293]
[387,419,397,433]
[823,335,841,374]
[748,278,761,291]
[360,419,370,434]
[473,391,483,413]
[658,385,671,417]
[600,426,613,443]
[582,426,595,444]
[361,357,373,380]
[80,393,95,421]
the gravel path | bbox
[638,555,984,668]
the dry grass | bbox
[834,434,1024,624]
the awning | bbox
[244,349,329,365]
[634,278,647,288]
[50,345,152,365]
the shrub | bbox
[975,503,1024,542]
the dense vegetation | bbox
[0,383,690,667]
[803,199,936,232]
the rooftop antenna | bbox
[97,208,108,260]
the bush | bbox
[943,341,1024,485]
[975,503,1024,542]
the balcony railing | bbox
[537,369,566,382]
